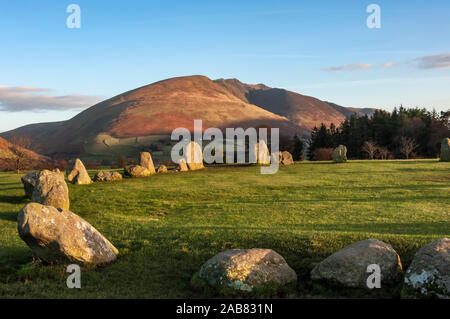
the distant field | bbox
[0,160,449,298]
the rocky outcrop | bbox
[199,248,297,292]
[93,171,123,182]
[66,158,92,185]
[404,238,450,298]
[311,239,403,290]
[440,138,450,162]
[31,169,70,210]
[18,203,118,265]
[332,145,347,163]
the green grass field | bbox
[0,160,449,298]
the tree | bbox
[292,135,304,161]
[361,141,377,159]
[399,136,418,159]
[7,135,33,173]
[375,146,390,160]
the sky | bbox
[1,0,449,132]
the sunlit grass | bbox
[0,159,449,298]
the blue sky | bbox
[1,0,449,132]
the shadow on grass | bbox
[0,212,18,222]
[0,195,28,204]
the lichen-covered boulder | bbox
[440,138,450,162]
[280,151,294,165]
[124,165,153,177]
[332,145,347,163]
[199,249,297,292]
[21,171,39,198]
[157,165,168,173]
[175,159,189,172]
[66,158,92,185]
[31,169,70,210]
[404,238,450,298]
[93,171,123,182]
[185,141,204,170]
[254,140,271,165]
[140,152,156,173]
[311,239,403,290]
[18,203,118,265]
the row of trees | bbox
[308,107,449,160]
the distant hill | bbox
[1,75,376,159]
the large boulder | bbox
[332,145,347,163]
[175,159,189,172]
[198,249,297,292]
[440,138,450,162]
[140,152,156,173]
[18,203,118,264]
[185,141,204,170]
[157,165,168,173]
[66,158,92,185]
[404,238,450,298]
[93,171,123,182]
[311,239,403,290]
[21,171,40,198]
[254,140,271,165]
[31,169,70,210]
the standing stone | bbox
[66,158,92,185]
[21,171,40,198]
[311,239,403,291]
[332,145,347,163]
[124,152,156,177]
[175,159,189,172]
[440,138,450,162]
[254,140,271,165]
[93,171,123,182]
[140,152,156,173]
[157,165,168,173]
[18,203,118,265]
[185,141,204,170]
[31,169,70,210]
[280,151,294,165]
[199,249,297,292]
[404,238,450,298]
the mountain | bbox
[1,75,376,159]
[214,78,376,129]
[0,136,48,161]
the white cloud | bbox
[0,86,102,112]
[382,62,395,68]
[412,53,450,69]
[321,63,372,72]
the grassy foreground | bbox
[0,160,449,298]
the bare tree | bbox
[399,136,418,160]
[7,135,33,173]
[362,141,377,160]
[375,146,390,160]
